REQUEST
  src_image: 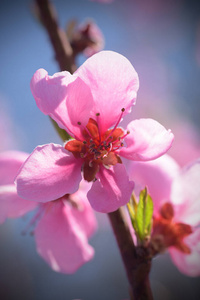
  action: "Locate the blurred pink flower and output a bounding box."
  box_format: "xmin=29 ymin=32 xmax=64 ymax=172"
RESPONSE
xmin=168 ymin=121 xmax=200 ymax=167
xmin=69 ymin=20 xmax=105 ymax=57
xmin=16 ymin=51 xmax=173 ymax=213
xmin=0 ymin=151 xmax=97 ymax=274
xmin=127 ymin=155 xmax=200 ymax=276
xmin=0 ymin=151 xmax=37 ymax=223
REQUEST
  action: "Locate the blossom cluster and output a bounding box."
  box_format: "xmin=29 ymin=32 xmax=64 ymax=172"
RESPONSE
xmin=127 ymin=155 xmax=200 ymax=276
xmin=2 ymin=50 xmax=190 ymax=276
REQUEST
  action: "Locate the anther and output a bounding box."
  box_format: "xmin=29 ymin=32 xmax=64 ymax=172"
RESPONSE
xmin=127 ymin=130 xmax=130 ymax=134
xmin=121 ymin=108 xmax=125 ymax=112
xmin=96 ymin=112 xmax=100 ymax=116
xmin=83 ymin=141 xmax=87 ymax=144
xmin=80 ymin=153 xmax=85 ymax=158
xmin=77 ymin=121 xmax=81 ymax=125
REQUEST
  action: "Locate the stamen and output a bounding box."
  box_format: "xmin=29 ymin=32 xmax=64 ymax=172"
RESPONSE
xmin=108 ymin=143 xmax=112 ymax=152
xmin=78 ymin=121 xmax=93 ymax=139
xmin=120 ymin=130 xmax=130 ymax=140
xmin=96 ymin=112 xmax=101 ymax=143
xmin=104 ymin=108 xmax=125 ymax=143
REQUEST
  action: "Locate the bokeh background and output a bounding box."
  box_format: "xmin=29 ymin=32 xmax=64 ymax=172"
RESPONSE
xmin=0 ymin=0 xmax=200 ymax=299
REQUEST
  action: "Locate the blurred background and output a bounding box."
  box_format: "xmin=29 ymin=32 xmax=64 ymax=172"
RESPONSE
xmin=0 ymin=0 xmax=200 ymax=299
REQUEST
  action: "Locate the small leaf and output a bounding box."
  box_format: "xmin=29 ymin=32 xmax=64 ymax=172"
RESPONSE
xmin=127 ymin=193 xmax=138 ymax=233
xmin=136 ymin=187 xmax=153 ymax=242
xmin=50 ymin=118 xmax=71 ymax=141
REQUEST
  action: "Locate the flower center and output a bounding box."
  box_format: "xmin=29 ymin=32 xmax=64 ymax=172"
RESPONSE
xmin=65 ymin=109 xmax=129 ymax=182
xmin=151 ymin=202 xmax=193 ymax=254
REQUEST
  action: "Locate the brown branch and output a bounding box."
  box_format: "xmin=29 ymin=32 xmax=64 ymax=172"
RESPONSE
xmin=35 ymin=0 xmax=76 ymax=73
xmin=108 ymin=208 xmax=153 ymax=300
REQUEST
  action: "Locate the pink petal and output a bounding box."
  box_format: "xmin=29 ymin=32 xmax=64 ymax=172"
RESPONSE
xmin=30 ymin=69 xmax=73 ymax=130
xmin=169 ymin=228 xmax=200 ymax=277
xmin=64 ymin=77 xmax=95 ymax=140
xmin=16 ymin=144 xmax=82 ymax=202
xmin=119 ymin=118 xmax=174 ymax=161
xmin=35 ymin=200 xmax=94 ymax=273
xmin=87 ymin=164 xmax=134 ymax=213
xmin=0 ymin=184 xmax=37 ymax=224
xmin=171 ymin=159 xmax=200 ymax=226
xmin=0 ymin=151 xmax=29 ymax=185
xmin=30 ymin=69 xmax=94 ymax=140
xmin=126 ymin=155 xmax=180 ymax=214
xmin=67 ymin=180 xmax=97 ymax=238
xmin=76 ymin=51 xmax=139 ymax=133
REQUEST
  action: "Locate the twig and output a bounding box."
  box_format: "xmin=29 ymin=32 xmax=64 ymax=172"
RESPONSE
xmin=35 ymin=0 xmax=76 ymax=73
xmin=108 ymin=208 xmax=153 ymax=300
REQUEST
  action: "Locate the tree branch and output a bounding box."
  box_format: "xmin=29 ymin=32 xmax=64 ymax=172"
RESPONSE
xmin=108 ymin=208 xmax=153 ymax=300
xmin=35 ymin=0 xmax=76 ymax=73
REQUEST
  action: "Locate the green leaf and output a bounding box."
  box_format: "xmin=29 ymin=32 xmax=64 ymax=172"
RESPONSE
xmin=127 ymin=193 xmax=138 ymax=233
xmin=50 ymin=118 xmax=71 ymax=141
xmin=135 ymin=187 xmax=153 ymax=242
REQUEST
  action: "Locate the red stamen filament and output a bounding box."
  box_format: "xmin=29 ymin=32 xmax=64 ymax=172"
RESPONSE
xmin=103 ymin=108 xmax=125 ymax=143
xmin=77 ymin=121 xmax=93 ymax=139
xmin=96 ymin=112 xmax=102 ymax=143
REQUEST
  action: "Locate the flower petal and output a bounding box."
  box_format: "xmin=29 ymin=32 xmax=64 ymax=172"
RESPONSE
xmin=87 ymin=164 xmax=134 ymax=213
xmin=119 ymin=118 xmax=174 ymax=161
xmin=125 ymin=155 xmax=180 ymax=214
xmin=76 ymin=51 xmax=139 ymax=133
xmin=169 ymin=228 xmax=200 ymax=277
xmin=65 ymin=77 xmax=95 ymax=140
xmin=31 ymin=69 xmax=96 ymax=140
xmin=30 ymin=69 xmax=74 ymax=131
xmin=0 ymin=151 xmax=29 ymax=185
xmin=35 ymin=201 xmax=94 ymax=274
xmin=67 ymin=180 xmax=97 ymax=238
xmin=0 ymin=184 xmax=37 ymax=224
xmin=171 ymin=159 xmax=200 ymax=226
xmin=16 ymin=144 xmax=82 ymax=202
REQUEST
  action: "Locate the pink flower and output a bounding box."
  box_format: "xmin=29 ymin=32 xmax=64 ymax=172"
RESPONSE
xmin=0 ymin=151 xmax=37 ymax=223
xmin=0 ymin=151 xmax=97 ymax=273
xmin=168 ymin=121 xmax=200 ymax=167
xmin=127 ymin=155 xmax=200 ymax=276
xmin=16 ymin=51 xmax=174 ymax=213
